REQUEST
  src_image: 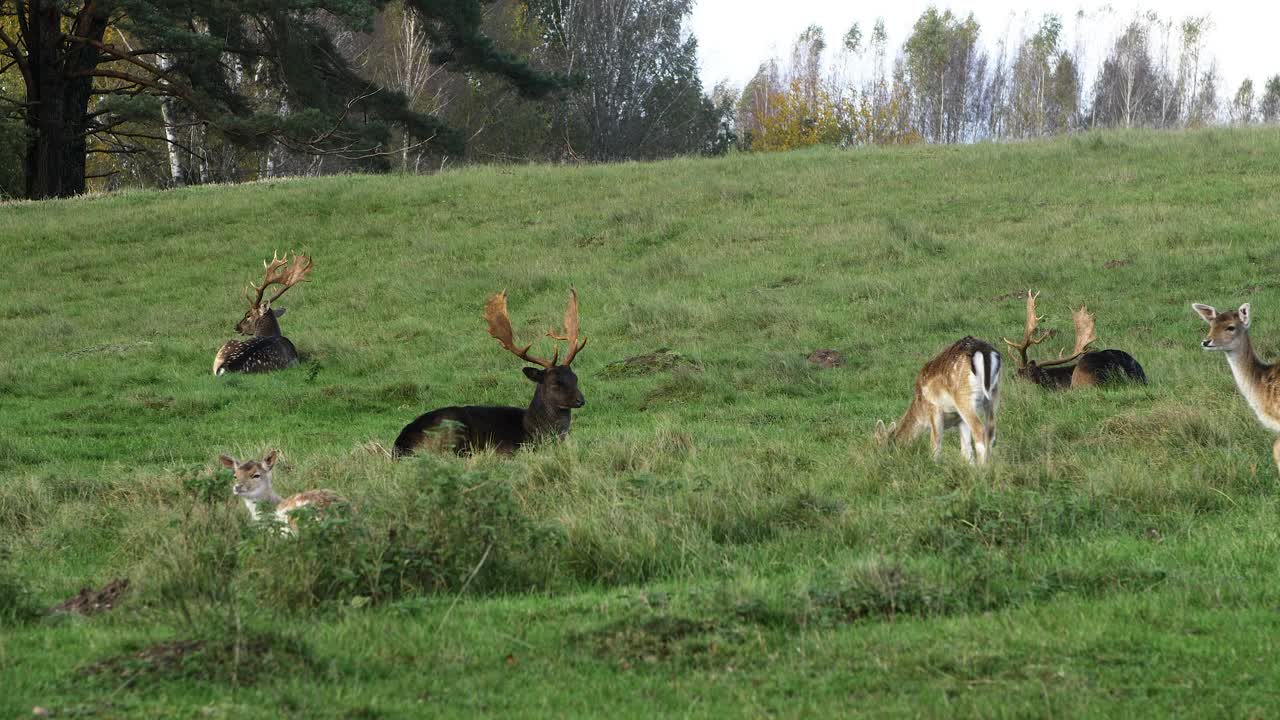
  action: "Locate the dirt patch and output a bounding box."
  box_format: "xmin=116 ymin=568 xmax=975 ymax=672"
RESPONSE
xmin=50 ymin=578 xmax=129 ymax=616
xmin=806 ymin=349 xmax=846 ymax=369
xmin=79 ymin=632 xmax=314 ymax=689
xmin=1103 ymin=259 xmax=1132 ymax=269
xmin=599 ymin=348 xmax=700 ymax=379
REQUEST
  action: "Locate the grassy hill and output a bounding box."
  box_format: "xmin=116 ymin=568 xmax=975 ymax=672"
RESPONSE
xmin=4 ymin=129 xmax=1280 ymax=717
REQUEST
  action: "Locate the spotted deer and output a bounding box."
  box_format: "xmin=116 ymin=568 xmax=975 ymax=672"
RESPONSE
xmin=219 ymin=450 xmax=345 ymax=535
xmin=393 ymin=289 xmax=588 ymax=457
xmin=213 ymin=253 xmax=314 ymax=375
xmin=1193 ymin=302 xmax=1280 ymax=473
xmin=1003 ymin=291 xmax=1146 ymax=390
xmin=875 ymin=336 xmax=1002 ymax=464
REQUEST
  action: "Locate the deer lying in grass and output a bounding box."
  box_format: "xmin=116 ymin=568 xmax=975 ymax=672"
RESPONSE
xmin=213 ymin=253 xmax=314 ymax=375
xmin=393 ymin=289 xmax=588 ymax=457
xmin=1003 ymin=291 xmax=1146 ymax=389
xmin=1193 ymin=302 xmax=1280 ymax=473
xmin=875 ymin=336 xmax=1002 ymax=464
xmin=219 ymin=450 xmax=345 ymax=535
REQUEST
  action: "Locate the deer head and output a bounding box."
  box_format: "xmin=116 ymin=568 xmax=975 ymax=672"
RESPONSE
xmin=234 ymin=253 xmax=314 ymax=336
xmin=873 ymin=419 xmax=897 ymax=446
xmin=219 ymin=449 xmax=280 ymax=504
xmin=485 ymin=289 xmax=587 ymax=411
xmin=1193 ymin=303 xmax=1251 ymax=352
xmin=1003 ymin=291 xmax=1097 ymax=382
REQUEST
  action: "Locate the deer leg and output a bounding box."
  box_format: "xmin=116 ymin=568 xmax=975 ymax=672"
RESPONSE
xmin=956 ymin=406 xmax=988 ymax=465
xmin=957 ymin=421 xmax=975 ymax=463
xmin=929 ymin=410 xmax=944 ymax=461
xmin=1272 ymin=436 xmax=1280 ymax=478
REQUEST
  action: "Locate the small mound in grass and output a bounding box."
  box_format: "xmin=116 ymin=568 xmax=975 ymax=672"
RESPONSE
xmin=806 ymin=349 xmax=845 ymax=369
xmin=578 ymin=615 xmax=728 ymax=667
xmin=599 ymin=348 xmax=700 ymax=378
xmin=50 ymin=578 xmax=130 ymax=616
xmin=78 ymin=631 xmax=315 ymax=689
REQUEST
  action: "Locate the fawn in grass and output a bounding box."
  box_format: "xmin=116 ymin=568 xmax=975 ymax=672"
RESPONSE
xmin=875 ymin=336 xmax=1002 ymax=464
xmin=213 ymin=253 xmax=314 ymax=375
xmin=1193 ymin=302 xmax=1280 ymax=472
xmin=1003 ymin=291 xmax=1146 ymax=389
xmin=393 ymin=289 xmax=588 ymax=457
xmin=220 ymin=450 xmax=345 ymax=535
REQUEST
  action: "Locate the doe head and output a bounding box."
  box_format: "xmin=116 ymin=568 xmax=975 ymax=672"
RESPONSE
xmin=523 ymin=365 xmax=586 ymax=409
xmin=873 ymin=419 xmax=896 ymax=446
xmin=219 ymin=449 xmax=279 ymax=501
xmin=1192 ymin=303 xmax=1250 ymax=352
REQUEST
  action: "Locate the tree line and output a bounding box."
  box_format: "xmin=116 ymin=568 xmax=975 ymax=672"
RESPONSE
xmin=0 ymin=2 xmax=1275 ymax=200
xmin=738 ymin=10 xmax=1280 ymax=152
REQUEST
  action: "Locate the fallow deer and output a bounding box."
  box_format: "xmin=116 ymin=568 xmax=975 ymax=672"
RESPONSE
xmin=393 ymin=289 xmax=588 ymax=456
xmin=1193 ymin=302 xmax=1280 ymax=473
xmin=1003 ymin=291 xmax=1146 ymax=390
xmin=875 ymin=336 xmax=1002 ymax=464
xmin=219 ymin=450 xmax=346 ymax=536
xmin=213 ymin=253 xmax=314 ymax=375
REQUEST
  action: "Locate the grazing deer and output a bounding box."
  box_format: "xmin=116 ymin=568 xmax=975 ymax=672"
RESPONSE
xmin=1193 ymin=302 xmax=1280 ymax=472
xmin=213 ymin=253 xmax=314 ymax=375
xmin=394 ymin=289 xmax=588 ymax=457
xmin=1003 ymin=291 xmax=1146 ymax=390
xmin=875 ymin=336 xmax=1002 ymax=464
xmin=219 ymin=450 xmax=345 ymax=535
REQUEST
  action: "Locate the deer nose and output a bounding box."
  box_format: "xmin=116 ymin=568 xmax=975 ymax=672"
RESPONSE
xmin=1202 ymin=339 xmax=1212 ymax=348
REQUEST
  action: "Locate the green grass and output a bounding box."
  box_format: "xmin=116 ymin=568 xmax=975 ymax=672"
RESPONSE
xmin=5 ymin=128 xmax=1280 ymax=717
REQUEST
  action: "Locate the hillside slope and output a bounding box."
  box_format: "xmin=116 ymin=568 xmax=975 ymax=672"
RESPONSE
xmin=4 ymin=129 xmax=1280 ymax=716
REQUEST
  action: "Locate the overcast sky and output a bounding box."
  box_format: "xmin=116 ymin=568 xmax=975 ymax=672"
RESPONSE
xmin=690 ymin=1 xmax=1279 ymax=97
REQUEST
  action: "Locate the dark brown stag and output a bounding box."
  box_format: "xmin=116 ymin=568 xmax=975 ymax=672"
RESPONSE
xmin=213 ymin=253 xmax=314 ymax=375
xmin=1002 ymin=291 xmax=1146 ymax=389
xmin=393 ymin=289 xmax=588 ymax=456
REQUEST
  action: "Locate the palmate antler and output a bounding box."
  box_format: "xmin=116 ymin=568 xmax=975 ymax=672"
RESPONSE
xmin=244 ymin=252 xmax=314 ymax=308
xmin=484 ymin=289 xmax=588 ymax=368
xmin=1035 ymin=305 xmax=1098 ymax=368
xmin=547 ymin=288 xmax=588 ymax=366
xmin=1002 ymin=290 xmax=1051 ymax=368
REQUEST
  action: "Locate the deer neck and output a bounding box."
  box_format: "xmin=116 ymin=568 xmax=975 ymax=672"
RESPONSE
xmin=890 ymin=396 xmax=929 ymax=444
xmin=1224 ymin=332 xmax=1270 ymax=397
xmin=241 ymin=490 xmax=282 ymax=521
xmin=254 ymin=310 xmax=283 ymax=337
xmin=524 ymin=384 xmax=572 ymax=441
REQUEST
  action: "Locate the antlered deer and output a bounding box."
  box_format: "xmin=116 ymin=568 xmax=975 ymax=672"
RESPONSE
xmin=1193 ymin=302 xmax=1280 ymax=473
xmin=875 ymin=336 xmax=1002 ymax=464
xmin=219 ymin=450 xmax=346 ymax=536
xmin=213 ymin=253 xmax=314 ymax=375
xmin=393 ymin=289 xmax=588 ymax=457
xmin=1003 ymin=291 xmax=1146 ymax=390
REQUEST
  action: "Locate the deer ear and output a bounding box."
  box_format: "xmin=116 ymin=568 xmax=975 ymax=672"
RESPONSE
xmin=1239 ymin=303 xmax=1251 ymax=328
xmin=262 ymin=450 xmax=278 ymax=468
xmin=272 ymin=307 xmax=286 ymax=318
xmin=1191 ymin=304 xmax=1217 ymax=323
xmin=219 ymin=454 xmax=237 ymax=469
xmin=522 ymin=367 xmax=546 ymax=383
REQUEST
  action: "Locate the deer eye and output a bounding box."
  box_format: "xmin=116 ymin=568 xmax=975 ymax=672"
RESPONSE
xmin=252 ymin=473 xmax=261 ymax=479
xmin=1227 ymin=325 xmax=1236 ymax=331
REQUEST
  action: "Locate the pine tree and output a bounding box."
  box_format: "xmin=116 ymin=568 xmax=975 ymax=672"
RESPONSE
xmin=0 ymin=0 xmax=563 ymax=199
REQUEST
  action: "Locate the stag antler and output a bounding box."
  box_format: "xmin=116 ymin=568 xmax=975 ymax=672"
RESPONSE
xmin=484 ymin=291 xmax=557 ymax=369
xmin=547 ymin=288 xmax=588 ymax=366
xmin=1035 ymin=305 xmax=1098 ymax=368
xmin=245 ymin=252 xmax=313 ymax=308
xmin=1001 ymin=290 xmax=1051 ymax=368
